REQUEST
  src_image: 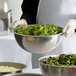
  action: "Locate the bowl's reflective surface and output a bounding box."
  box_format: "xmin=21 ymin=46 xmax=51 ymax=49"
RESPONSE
xmin=0 ymin=62 xmax=26 ymax=76
xmin=39 ymin=55 xmax=76 ymax=76
xmin=14 ymin=32 xmax=63 ymax=53
xmin=4 ymin=73 xmax=43 ymax=76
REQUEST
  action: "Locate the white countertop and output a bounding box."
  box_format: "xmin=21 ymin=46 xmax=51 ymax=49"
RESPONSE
xmin=0 ymin=33 xmax=32 ymax=69
xmin=0 ymin=33 xmax=15 ymax=39
xmin=23 ymin=68 xmax=42 ymax=74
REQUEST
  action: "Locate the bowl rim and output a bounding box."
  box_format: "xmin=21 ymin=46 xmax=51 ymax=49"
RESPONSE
xmin=12 ymin=28 xmax=63 ymax=37
xmin=38 ymin=55 xmax=76 ymax=68
xmin=0 ymin=62 xmax=26 ymax=73
xmin=3 ymin=73 xmax=43 ymax=76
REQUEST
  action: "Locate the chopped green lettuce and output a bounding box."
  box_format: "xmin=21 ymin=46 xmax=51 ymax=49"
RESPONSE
xmin=15 ymin=23 xmax=62 ymax=36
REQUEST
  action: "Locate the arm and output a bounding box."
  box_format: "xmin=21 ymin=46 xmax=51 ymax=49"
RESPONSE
xmin=21 ymin=0 xmax=39 ymax=24
xmin=9 ymin=0 xmax=39 ymax=30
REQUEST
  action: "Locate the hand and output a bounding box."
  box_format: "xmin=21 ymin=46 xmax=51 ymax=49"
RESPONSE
xmin=63 ymin=19 xmax=76 ymax=37
xmin=9 ymin=19 xmax=27 ymax=30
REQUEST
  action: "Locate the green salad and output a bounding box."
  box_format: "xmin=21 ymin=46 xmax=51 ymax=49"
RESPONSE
xmin=15 ymin=23 xmax=62 ymax=36
xmin=41 ymin=54 xmax=76 ymax=66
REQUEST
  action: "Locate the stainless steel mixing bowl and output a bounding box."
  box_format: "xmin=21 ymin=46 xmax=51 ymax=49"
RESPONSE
xmin=39 ymin=55 xmax=76 ymax=76
xmin=4 ymin=73 xmax=43 ymax=76
xmin=0 ymin=62 xmax=26 ymax=76
xmin=13 ymin=30 xmax=63 ymax=53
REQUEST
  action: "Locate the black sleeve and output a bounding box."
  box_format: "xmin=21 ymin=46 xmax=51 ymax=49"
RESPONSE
xmin=21 ymin=0 xmax=39 ymax=24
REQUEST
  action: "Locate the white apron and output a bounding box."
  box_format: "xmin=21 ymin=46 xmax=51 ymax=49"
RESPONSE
xmin=32 ymin=0 xmax=76 ymax=68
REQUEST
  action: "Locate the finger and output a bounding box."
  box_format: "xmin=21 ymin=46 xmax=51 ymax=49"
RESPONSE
xmin=64 ymin=28 xmax=75 ymax=37
xmin=63 ymin=24 xmax=69 ymax=33
xmin=13 ymin=22 xmax=19 ymax=28
xmin=9 ymin=21 xmax=17 ymax=30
